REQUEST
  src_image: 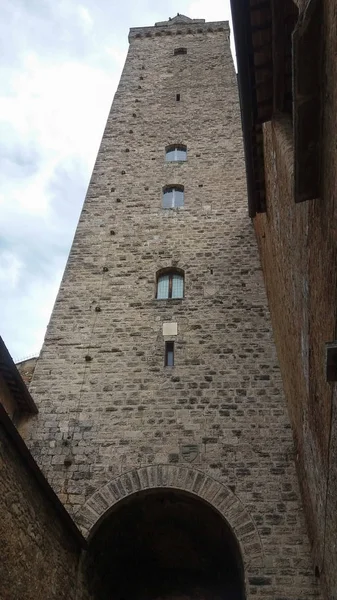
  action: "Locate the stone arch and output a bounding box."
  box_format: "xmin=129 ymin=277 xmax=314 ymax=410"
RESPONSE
xmin=76 ymin=464 xmax=264 ymax=570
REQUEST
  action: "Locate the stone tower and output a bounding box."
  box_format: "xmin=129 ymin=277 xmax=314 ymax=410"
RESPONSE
xmin=25 ymin=15 xmax=321 ymax=600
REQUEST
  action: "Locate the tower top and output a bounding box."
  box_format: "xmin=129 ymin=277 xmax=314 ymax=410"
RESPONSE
xmin=129 ymin=16 xmax=229 ymax=41
xmin=154 ymin=14 xmax=205 ymax=27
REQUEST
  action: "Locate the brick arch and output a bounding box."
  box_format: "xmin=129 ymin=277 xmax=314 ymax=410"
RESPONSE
xmin=76 ymin=464 xmax=264 ymax=570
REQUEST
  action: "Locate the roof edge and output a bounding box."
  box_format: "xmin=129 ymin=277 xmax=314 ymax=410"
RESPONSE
xmin=0 ymin=337 xmax=38 ymax=414
xmin=230 ymin=0 xmax=257 ymax=218
xmin=0 ymin=403 xmax=87 ymax=548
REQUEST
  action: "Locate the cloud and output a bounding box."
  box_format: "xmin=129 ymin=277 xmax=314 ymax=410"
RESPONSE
xmin=77 ymin=5 xmax=94 ymax=32
xmin=186 ymin=0 xmax=230 ymax=22
xmin=0 ymin=251 xmax=23 ymax=290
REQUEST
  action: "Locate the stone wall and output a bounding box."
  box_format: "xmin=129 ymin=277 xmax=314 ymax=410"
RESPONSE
xmin=25 ymin=18 xmax=321 ymax=599
xmin=0 ymin=404 xmax=88 ymax=600
xmin=253 ymin=2 xmax=337 ymax=591
xmin=16 ymin=356 xmax=38 ymax=387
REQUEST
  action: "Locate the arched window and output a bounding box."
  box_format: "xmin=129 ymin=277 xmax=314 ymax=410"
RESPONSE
xmin=165 ymin=145 xmax=187 ymax=162
xmin=162 ymin=185 xmax=184 ymax=208
xmin=156 ymin=271 xmax=184 ymax=299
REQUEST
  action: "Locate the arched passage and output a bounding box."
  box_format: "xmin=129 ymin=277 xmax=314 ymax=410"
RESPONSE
xmin=84 ymin=488 xmax=246 ymax=600
xmin=76 ymin=465 xmax=263 ymax=572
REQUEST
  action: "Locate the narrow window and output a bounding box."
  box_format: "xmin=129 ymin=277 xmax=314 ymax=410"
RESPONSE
xmin=176 ymin=94 xmax=180 ymax=101
xmin=165 ymin=341 xmax=174 ymax=366
xmin=272 ymin=0 xmax=298 ymax=118
xmin=162 ymin=185 xmax=184 ymax=208
xmin=165 ymin=145 xmax=187 ymax=162
xmin=174 ymin=47 xmax=187 ymax=55
xmin=156 ymin=271 xmax=184 ymax=299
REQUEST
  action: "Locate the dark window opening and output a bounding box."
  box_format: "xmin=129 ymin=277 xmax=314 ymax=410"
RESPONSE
xmin=176 ymin=93 xmax=180 ymax=101
xmin=165 ymin=341 xmax=174 ymax=367
xmin=174 ymin=47 xmax=187 ymax=55
xmin=273 ymin=0 xmax=298 ymax=118
xmin=293 ymin=0 xmax=322 ymax=202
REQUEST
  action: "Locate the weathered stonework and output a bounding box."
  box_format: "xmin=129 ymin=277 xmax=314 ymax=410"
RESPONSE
xmin=254 ymin=107 xmax=337 ymax=595
xmin=16 ymin=356 xmax=38 ymax=387
xmin=77 ymin=464 xmax=263 ymax=568
xmin=25 ymin=16 xmax=321 ymax=599
xmin=0 ymin=405 xmax=87 ymax=600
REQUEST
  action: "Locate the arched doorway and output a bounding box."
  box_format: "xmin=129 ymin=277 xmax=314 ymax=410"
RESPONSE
xmin=84 ymin=489 xmax=245 ymax=600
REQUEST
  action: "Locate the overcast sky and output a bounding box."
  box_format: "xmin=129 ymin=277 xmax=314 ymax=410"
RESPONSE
xmin=1 ymin=0 xmax=232 ymax=361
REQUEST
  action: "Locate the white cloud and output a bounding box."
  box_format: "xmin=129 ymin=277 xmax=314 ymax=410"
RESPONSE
xmin=2 ymin=53 xmax=116 ymax=165
xmin=5 ymin=270 xmax=63 ymax=362
xmin=186 ymin=0 xmax=230 ymax=22
xmin=77 ymin=5 xmax=93 ymax=32
xmin=0 ymin=251 xmax=23 ymax=290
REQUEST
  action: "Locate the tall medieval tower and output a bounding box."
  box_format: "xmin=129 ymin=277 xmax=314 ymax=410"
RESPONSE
xmin=25 ymin=15 xmax=321 ymax=600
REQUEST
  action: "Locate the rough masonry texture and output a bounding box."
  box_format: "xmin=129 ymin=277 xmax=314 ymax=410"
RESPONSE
xmin=231 ymin=0 xmax=337 ymax=596
xmin=254 ymin=76 xmax=337 ymax=598
xmin=0 ymin=405 xmax=87 ymax=600
xmin=25 ymin=16 xmax=321 ymax=599
xmin=16 ymin=356 xmax=38 ymax=388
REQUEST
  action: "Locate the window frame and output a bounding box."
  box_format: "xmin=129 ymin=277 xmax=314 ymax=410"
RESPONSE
xmin=162 ymin=185 xmax=184 ymax=209
xmin=165 ymin=145 xmax=187 ymax=162
xmin=156 ymin=270 xmax=184 ymax=300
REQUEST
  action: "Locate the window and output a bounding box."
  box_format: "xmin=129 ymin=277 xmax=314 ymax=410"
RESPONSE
xmin=162 ymin=186 xmax=184 ymax=208
xmin=165 ymin=145 xmax=187 ymax=162
xmin=273 ymin=0 xmax=298 ymax=118
xmin=157 ymin=272 xmax=184 ymax=299
xmin=293 ymin=1 xmax=321 ymax=202
xmin=174 ymin=47 xmax=187 ymax=55
xmin=176 ymin=94 xmax=180 ymax=101
xmin=165 ymin=341 xmax=174 ymax=366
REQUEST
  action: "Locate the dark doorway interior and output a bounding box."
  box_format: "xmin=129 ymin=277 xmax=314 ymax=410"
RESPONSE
xmin=85 ymin=489 xmax=245 ymax=600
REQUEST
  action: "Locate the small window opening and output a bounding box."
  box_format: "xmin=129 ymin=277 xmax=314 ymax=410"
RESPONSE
xmin=162 ymin=185 xmax=184 ymax=209
xmin=174 ymin=47 xmax=187 ymax=56
xmin=165 ymin=341 xmax=174 ymax=367
xmin=176 ymin=93 xmax=180 ymax=102
xmin=165 ymin=145 xmax=187 ymax=162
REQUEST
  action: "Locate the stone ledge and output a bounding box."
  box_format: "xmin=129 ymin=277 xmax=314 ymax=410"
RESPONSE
xmin=129 ymin=22 xmax=229 ymax=41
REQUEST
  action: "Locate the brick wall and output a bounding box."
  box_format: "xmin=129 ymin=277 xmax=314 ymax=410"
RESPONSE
xmin=25 ymin=18 xmax=320 ymax=599
xmin=0 ymin=405 xmax=89 ymax=600
xmin=253 ymin=2 xmax=337 ymax=592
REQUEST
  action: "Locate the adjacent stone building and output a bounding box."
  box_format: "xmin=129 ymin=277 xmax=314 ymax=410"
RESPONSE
xmin=16 ymin=356 xmax=38 ymax=387
xmin=0 ymin=337 xmax=87 ymax=600
xmin=12 ymin=13 xmax=323 ymax=600
xmin=231 ymin=0 xmax=336 ymax=597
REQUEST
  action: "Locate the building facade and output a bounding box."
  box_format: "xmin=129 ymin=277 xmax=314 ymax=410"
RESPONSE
xmin=231 ymin=0 xmax=336 ymax=597
xmin=22 ymin=15 xmax=321 ymax=600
